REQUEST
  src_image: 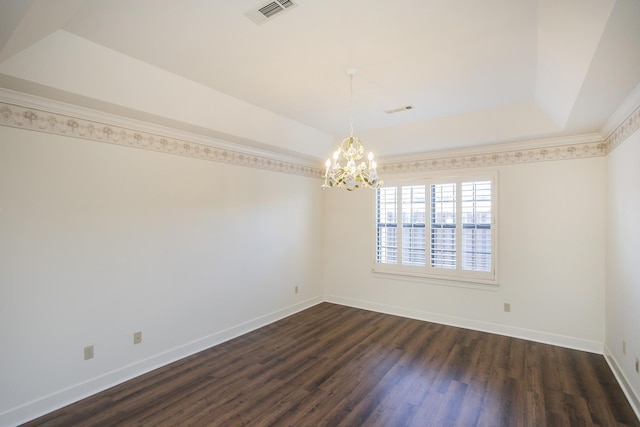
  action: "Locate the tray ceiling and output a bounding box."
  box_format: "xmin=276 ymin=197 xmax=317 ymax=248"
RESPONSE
xmin=0 ymin=0 xmax=638 ymax=160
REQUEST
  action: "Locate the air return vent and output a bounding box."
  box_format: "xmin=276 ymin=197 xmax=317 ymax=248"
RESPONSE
xmin=245 ymin=0 xmax=297 ymax=25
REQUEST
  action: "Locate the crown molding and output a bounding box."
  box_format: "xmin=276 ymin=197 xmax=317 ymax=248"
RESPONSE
xmin=605 ymin=104 xmax=640 ymax=155
xmin=601 ymin=82 xmax=640 ymax=154
xmin=3 ymin=87 xmax=638 ymax=178
xmin=378 ymin=134 xmax=606 ymax=175
xmin=376 ymin=83 xmax=640 ymax=174
xmin=0 ymin=88 xmax=324 ymax=179
xmin=380 ymin=133 xmax=603 ymax=164
xmin=602 ymin=83 xmax=640 ymax=139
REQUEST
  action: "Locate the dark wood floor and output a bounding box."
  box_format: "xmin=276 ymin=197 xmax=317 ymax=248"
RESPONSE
xmin=23 ymin=303 xmax=638 ymax=427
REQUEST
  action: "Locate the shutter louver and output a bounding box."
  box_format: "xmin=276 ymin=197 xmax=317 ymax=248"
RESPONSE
xmin=461 ymin=180 xmax=492 ymax=272
xmin=401 ymin=185 xmax=426 ymax=266
xmin=376 ymin=187 xmax=398 ymax=264
xmin=430 ymin=183 xmax=457 ymax=269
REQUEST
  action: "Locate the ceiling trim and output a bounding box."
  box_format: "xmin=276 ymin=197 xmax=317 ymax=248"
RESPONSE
xmin=0 ymin=89 xmax=323 ymax=179
xmin=3 ymin=87 xmax=638 ymax=180
xmin=602 ymin=83 xmax=640 ymax=139
xmin=378 ymin=138 xmax=606 ymax=176
xmin=380 ymin=132 xmax=604 ymax=165
xmin=378 ymin=91 xmax=640 ymax=175
xmin=605 ymin=105 xmax=640 ymax=155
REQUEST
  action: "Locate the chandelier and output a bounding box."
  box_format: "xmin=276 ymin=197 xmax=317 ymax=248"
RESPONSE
xmin=322 ymin=68 xmax=382 ymax=191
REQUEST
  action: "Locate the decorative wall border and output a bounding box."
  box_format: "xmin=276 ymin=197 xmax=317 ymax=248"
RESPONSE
xmin=377 ymin=95 xmax=640 ymax=175
xmin=378 ymin=100 xmax=640 ymax=176
xmin=379 ymin=140 xmax=607 ymax=175
xmin=606 ymin=105 xmax=640 ymax=154
xmin=0 ymin=102 xmax=324 ymax=179
xmin=1 ymin=94 xmax=638 ymax=179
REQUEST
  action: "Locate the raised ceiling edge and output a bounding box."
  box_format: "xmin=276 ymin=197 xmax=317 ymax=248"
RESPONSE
xmin=605 ymin=104 xmax=640 ymax=154
xmin=378 ymin=139 xmax=606 ymax=175
xmin=0 ymin=91 xmax=324 ymax=179
xmin=1 ymin=88 xmax=637 ymax=178
xmin=379 ymin=97 xmax=640 ymax=175
xmin=602 ymin=83 xmax=640 ymax=140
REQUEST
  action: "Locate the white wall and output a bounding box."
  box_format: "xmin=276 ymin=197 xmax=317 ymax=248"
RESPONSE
xmin=3 ymin=116 xmax=634 ymax=425
xmin=0 ymin=126 xmax=324 ymax=425
xmin=323 ymin=157 xmax=606 ymax=350
xmin=606 ymin=128 xmax=640 ymax=409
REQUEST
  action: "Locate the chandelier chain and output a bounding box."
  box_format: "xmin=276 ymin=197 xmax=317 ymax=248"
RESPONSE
xmin=349 ymin=73 xmax=354 ymax=138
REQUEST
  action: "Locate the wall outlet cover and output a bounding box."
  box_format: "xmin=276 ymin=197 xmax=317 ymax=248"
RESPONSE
xmin=84 ymin=345 xmax=94 ymax=360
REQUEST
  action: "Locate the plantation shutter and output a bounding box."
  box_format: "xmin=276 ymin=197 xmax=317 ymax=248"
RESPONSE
xmin=430 ymin=182 xmax=457 ymax=269
xmin=461 ymin=180 xmax=492 ymax=272
xmin=374 ymin=174 xmax=496 ymax=285
xmin=376 ymin=187 xmax=398 ymax=264
xmin=401 ymin=185 xmax=426 ymax=266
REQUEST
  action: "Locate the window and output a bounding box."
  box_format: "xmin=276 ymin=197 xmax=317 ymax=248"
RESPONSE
xmin=374 ymin=173 xmax=497 ymax=285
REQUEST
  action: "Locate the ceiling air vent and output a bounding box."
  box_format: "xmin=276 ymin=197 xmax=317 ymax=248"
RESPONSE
xmin=384 ymin=105 xmax=414 ymax=114
xmin=245 ymin=0 xmax=297 ymax=25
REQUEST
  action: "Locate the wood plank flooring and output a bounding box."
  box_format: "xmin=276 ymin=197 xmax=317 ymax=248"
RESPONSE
xmin=22 ymin=303 xmax=639 ymax=426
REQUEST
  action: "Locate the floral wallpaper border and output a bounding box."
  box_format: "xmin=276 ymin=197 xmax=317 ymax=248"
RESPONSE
xmin=606 ymin=105 xmax=640 ymax=154
xmin=378 ymin=141 xmax=607 ymax=175
xmin=1 ymin=99 xmax=639 ymax=178
xmin=0 ymin=102 xmax=323 ymax=179
xmin=379 ymin=103 xmax=640 ymax=175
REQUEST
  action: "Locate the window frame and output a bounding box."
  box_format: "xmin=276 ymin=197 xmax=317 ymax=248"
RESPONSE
xmin=373 ymin=171 xmax=498 ymax=287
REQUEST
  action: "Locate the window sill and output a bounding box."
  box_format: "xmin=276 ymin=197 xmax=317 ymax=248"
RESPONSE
xmin=371 ymin=267 xmax=499 ymax=291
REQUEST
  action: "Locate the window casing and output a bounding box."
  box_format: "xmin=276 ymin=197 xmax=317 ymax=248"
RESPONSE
xmin=374 ymin=173 xmax=497 ymax=285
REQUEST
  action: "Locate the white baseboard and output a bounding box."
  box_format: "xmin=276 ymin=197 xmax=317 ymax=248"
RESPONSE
xmin=330 ymin=294 xmax=636 ymax=421
xmin=325 ymin=295 xmax=603 ymax=353
xmin=604 ymin=344 xmax=640 ymax=422
xmin=5 ymin=296 xmax=632 ymax=426
xmin=0 ymin=296 xmax=323 ymax=427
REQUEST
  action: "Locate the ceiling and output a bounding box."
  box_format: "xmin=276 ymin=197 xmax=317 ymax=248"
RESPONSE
xmin=0 ymin=0 xmax=639 ymax=161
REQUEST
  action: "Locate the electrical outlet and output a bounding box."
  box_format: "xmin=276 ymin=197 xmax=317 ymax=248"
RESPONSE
xmin=133 ymin=331 xmax=142 ymax=345
xmin=503 ymin=303 xmax=511 ymax=313
xmin=84 ymin=345 xmax=94 ymax=360
xmin=295 ymin=286 xmax=299 ymax=294
xmin=623 ymin=340 xmax=626 ymax=355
